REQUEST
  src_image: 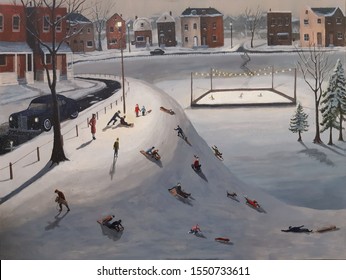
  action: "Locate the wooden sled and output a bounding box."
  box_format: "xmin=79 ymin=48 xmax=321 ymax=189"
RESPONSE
xmin=215 ymin=237 xmax=231 ymax=244
xmin=97 ymin=215 xmax=124 ymax=232
xmin=140 ymin=150 xmax=161 ymax=160
xmin=315 ymin=225 xmax=339 ymax=233
xmin=160 ymin=106 xmax=175 ymax=115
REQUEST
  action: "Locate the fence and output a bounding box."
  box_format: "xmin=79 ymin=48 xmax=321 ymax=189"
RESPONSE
xmin=0 ymin=74 xmax=130 ymax=180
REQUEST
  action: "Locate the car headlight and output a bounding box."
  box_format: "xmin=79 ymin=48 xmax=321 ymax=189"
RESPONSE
xmin=34 ymin=117 xmax=39 ymax=123
xmin=9 ymin=116 xmax=13 ymax=122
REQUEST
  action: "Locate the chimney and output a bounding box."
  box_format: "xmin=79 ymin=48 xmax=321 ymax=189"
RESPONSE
xmin=135 ymin=15 xmax=138 ymax=20
xmin=170 ymin=11 xmax=172 ymax=16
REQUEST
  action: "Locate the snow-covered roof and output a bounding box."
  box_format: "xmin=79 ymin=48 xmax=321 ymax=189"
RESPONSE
xmin=39 ymin=42 xmax=72 ymax=54
xmin=0 ymin=42 xmax=33 ymax=54
xmin=156 ymin=12 xmax=175 ymax=23
xmin=181 ymin=7 xmax=223 ymax=17
xmin=133 ymin=18 xmax=152 ymax=31
xmin=66 ymin=12 xmax=91 ymax=23
xmin=311 ymin=7 xmax=340 ymax=17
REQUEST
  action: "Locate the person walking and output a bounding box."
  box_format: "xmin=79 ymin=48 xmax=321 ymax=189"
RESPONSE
xmin=135 ymin=104 xmax=140 ymax=117
xmin=89 ymin=114 xmax=97 ymax=140
xmin=54 ymin=189 xmax=70 ymax=212
xmin=113 ymin=138 xmax=119 ymax=157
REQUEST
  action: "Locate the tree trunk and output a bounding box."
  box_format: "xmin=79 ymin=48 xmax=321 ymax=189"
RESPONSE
xmin=49 ymin=89 xmax=68 ymax=164
xmin=298 ymin=131 xmax=302 ymax=141
xmin=97 ymin=31 xmax=102 ymax=51
xmin=338 ymin=114 xmax=344 ymax=141
xmin=250 ymin=32 xmax=254 ymax=48
xmin=328 ymin=126 xmax=333 ymax=145
xmin=313 ymin=99 xmax=323 ymax=144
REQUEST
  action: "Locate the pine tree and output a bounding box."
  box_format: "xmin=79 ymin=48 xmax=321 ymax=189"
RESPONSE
xmin=320 ymin=59 xmax=346 ymax=144
xmin=289 ymin=103 xmax=309 ymax=142
xmin=332 ymin=60 xmax=346 ymax=141
xmin=320 ymin=76 xmax=340 ymax=145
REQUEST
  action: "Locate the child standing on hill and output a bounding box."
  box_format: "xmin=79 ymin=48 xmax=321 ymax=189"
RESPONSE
xmin=113 ymin=138 xmax=119 ymax=157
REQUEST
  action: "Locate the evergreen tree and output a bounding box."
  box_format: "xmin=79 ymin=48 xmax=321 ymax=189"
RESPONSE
xmin=289 ymin=103 xmax=309 ymax=142
xmin=332 ymin=60 xmax=346 ymax=141
xmin=320 ymin=59 xmax=346 ymax=144
xmin=320 ymin=76 xmax=340 ymax=145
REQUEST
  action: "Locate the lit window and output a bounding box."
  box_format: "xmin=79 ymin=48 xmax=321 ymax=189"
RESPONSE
xmin=13 ymin=15 xmax=20 ymax=31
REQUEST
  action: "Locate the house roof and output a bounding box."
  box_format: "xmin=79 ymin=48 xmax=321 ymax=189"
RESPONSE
xmin=133 ymin=18 xmax=152 ymax=31
xmin=0 ymin=42 xmax=33 ymax=54
xmin=311 ymin=7 xmax=340 ymax=17
xmin=181 ymin=7 xmax=223 ymax=17
xmin=67 ymin=13 xmax=91 ymax=23
xmin=157 ymin=12 xmax=175 ymax=23
xmin=39 ymin=42 xmax=72 ymax=54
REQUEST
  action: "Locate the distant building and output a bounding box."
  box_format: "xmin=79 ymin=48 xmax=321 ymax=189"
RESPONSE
xmin=133 ymin=17 xmax=152 ymax=48
xmin=267 ymin=10 xmax=292 ymax=45
xmin=300 ymin=6 xmax=345 ymax=47
xmin=180 ymin=7 xmax=224 ymax=48
xmin=156 ymin=12 xmax=177 ymax=47
xmin=0 ymin=4 xmax=34 ymax=85
xmin=66 ymin=13 xmax=95 ymax=53
xmin=106 ymin=13 xmax=126 ymax=50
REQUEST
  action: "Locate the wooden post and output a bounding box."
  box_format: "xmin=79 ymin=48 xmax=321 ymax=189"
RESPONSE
xmin=76 ymin=125 xmax=79 ymax=137
xmin=9 ymin=162 xmax=13 ymax=180
xmin=96 ymin=112 xmax=99 ymax=120
xmin=210 ymin=68 xmax=213 ymax=91
xmin=271 ymin=65 xmax=274 ymax=89
xmin=104 ymin=107 xmax=107 ymax=114
xmin=191 ymin=72 xmax=193 ymax=106
xmin=37 ymin=147 xmax=40 ymax=162
xmin=294 ymin=68 xmax=297 ymax=103
xmin=116 ymin=100 xmax=118 ymax=106
xmin=110 ymin=103 xmax=112 ymax=109
xmin=87 ymin=118 xmax=89 ymax=127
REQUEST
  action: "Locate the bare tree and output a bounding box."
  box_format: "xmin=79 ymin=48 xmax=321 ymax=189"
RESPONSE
xmin=89 ymin=0 xmax=115 ymax=51
xmin=244 ymin=6 xmax=263 ymax=48
xmin=21 ymin=0 xmax=86 ymax=164
xmin=296 ymin=45 xmax=332 ymax=144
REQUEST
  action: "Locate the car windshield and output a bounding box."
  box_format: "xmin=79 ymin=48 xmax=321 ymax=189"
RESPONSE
xmin=28 ymin=102 xmax=51 ymax=111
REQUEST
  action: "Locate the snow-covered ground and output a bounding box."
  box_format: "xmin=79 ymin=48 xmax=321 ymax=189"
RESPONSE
xmin=1 ymin=38 xmax=346 ymax=262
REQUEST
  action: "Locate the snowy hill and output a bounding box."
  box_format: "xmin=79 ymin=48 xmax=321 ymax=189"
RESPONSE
xmin=0 ymin=78 xmax=345 ymax=259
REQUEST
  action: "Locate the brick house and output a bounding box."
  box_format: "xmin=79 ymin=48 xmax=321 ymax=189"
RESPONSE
xmin=267 ymin=10 xmax=292 ymax=45
xmin=66 ymin=13 xmax=95 ymax=53
xmin=106 ymin=13 xmax=126 ymax=50
xmin=180 ymin=7 xmax=224 ymax=48
xmin=133 ymin=17 xmax=152 ymax=48
xmin=156 ymin=12 xmax=177 ymax=47
xmin=26 ymin=6 xmax=72 ymax=81
xmin=0 ymin=4 xmax=34 ymax=85
xmin=300 ymin=6 xmax=345 ymax=47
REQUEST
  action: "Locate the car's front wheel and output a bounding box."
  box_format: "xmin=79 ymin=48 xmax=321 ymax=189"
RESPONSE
xmin=42 ymin=118 xmax=52 ymax=131
xmin=70 ymin=111 xmax=79 ymax=119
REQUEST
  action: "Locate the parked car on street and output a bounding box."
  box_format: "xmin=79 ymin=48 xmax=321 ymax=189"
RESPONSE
xmin=9 ymin=94 xmax=79 ymax=132
xmin=150 ymin=48 xmax=165 ymax=55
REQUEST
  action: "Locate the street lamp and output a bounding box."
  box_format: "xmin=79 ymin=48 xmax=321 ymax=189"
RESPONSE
xmin=127 ymin=23 xmax=131 ymax=53
xmin=230 ymin=22 xmax=233 ymax=48
xmin=117 ymin=21 xmax=126 ymax=114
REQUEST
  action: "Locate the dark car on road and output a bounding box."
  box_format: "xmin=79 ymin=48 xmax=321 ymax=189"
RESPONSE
xmin=9 ymin=94 xmax=79 ymax=132
xmin=150 ymin=48 xmax=165 ymax=55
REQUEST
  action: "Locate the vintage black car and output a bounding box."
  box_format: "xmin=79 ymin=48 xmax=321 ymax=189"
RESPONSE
xmin=9 ymin=94 xmax=79 ymax=132
xmin=150 ymin=48 xmax=165 ymax=55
